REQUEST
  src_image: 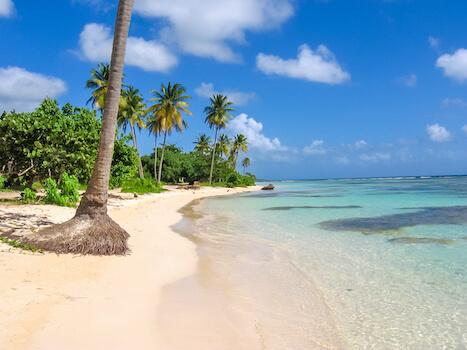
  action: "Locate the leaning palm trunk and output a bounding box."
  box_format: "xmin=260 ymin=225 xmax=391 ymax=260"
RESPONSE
xmin=157 ymin=130 xmax=168 ymax=184
xmin=208 ymin=127 xmax=218 ymax=185
xmin=131 ymin=124 xmax=144 ymax=178
xmin=154 ymin=134 xmax=158 ymax=179
xmin=5 ymin=0 xmax=135 ymax=255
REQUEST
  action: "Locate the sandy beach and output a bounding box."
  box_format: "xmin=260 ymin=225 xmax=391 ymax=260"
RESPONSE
xmin=0 ymin=186 xmax=264 ymax=350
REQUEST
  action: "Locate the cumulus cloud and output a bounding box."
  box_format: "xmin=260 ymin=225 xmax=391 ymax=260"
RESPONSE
xmin=426 ymin=123 xmax=451 ymax=142
xmin=442 ymin=97 xmax=467 ymax=108
xmin=396 ymin=74 xmax=417 ymax=87
xmin=78 ymin=23 xmax=178 ymax=72
xmin=227 ymin=113 xmax=286 ymax=151
xmin=354 ymin=140 xmax=367 ymax=149
xmin=436 ymin=48 xmax=467 ymax=82
xmin=334 ymin=156 xmax=349 ymax=165
xmin=0 ymin=0 xmax=14 ymax=17
xmin=195 ymin=82 xmax=256 ymax=106
xmin=134 ymin=0 xmax=294 ymax=62
xmin=0 ymin=66 xmax=67 ymax=113
xmin=303 ymin=140 xmax=326 ymax=155
xmin=359 ymin=153 xmax=390 ymax=162
xmin=256 ymin=44 xmax=350 ymax=84
xmin=428 ymin=36 xmax=440 ymax=51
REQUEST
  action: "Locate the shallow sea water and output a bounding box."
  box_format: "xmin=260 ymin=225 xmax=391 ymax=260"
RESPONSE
xmin=175 ymin=177 xmax=467 ymax=349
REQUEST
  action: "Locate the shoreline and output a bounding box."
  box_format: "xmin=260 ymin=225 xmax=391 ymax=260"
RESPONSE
xmin=0 ymin=185 xmax=261 ymax=349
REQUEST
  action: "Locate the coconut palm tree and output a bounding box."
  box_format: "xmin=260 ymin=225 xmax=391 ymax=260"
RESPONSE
xmin=9 ymin=0 xmax=136 ymax=255
xmin=147 ymin=82 xmax=193 ymax=184
xmin=193 ymin=134 xmax=212 ymax=154
xmin=146 ymin=115 xmax=162 ymax=179
xmin=204 ymin=94 xmax=235 ymax=185
xmin=241 ymin=157 xmax=250 ymax=175
xmin=85 ymin=62 xmax=126 ymax=112
xmin=230 ymin=134 xmax=248 ymax=170
xmin=216 ymin=134 xmax=231 ymax=157
xmin=118 ymin=86 xmax=146 ymax=178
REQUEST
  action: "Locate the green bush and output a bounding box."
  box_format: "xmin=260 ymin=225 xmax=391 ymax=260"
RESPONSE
xmin=226 ymin=172 xmax=240 ymax=188
xmin=121 ymin=178 xmax=165 ymax=194
xmin=43 ymin=173 xmax=80 ymax=207
xmin=31 ymin=181 xmax=44 ymax=190
xmin=0 ymin=176 xmax=6 ymax=189
xmin=23 ymin=188 xmax=37 ymax=203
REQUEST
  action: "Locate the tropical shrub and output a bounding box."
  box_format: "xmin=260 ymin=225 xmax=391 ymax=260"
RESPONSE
xmin=121 ymin=178 xmax=165 ymax=194
xmin=0 ymin=176 xmax=6 ymax=189
xmin=23 ymin=188 xmax=37 ymax=203
xmin=43 ymin=173 xmax=80 ymax=207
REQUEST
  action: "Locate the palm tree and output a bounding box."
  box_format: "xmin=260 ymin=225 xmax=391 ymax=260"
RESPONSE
xmin=193 ymin=134 xmax=212 ymax=154
xmin=85 ymin=63 xmax=126 ymax=112
xmin=147 ymin=82 xmax=193 ymax=184
xmin=146 ymin=115 xmax=162 ymax=179
xmin=241 ymin=157 xmax=250 ymax=175
xmin=230 ymin=134 xmax=248 ymax=170
xmin=204 ymin=94 xmax=235 ymax=185
xmin=10 ymin=0 xmax=136 ymax=255
xmin=118 ymin=86 xmax=146 ymax=178
xmin=216 ymin=134 xmax=231 ymax=157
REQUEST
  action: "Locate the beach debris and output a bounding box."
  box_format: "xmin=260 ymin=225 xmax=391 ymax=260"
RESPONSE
xmin=261 ymin=183 xmax=275 ymax=190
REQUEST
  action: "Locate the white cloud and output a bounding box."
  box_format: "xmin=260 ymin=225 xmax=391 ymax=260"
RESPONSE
xmin=78 ymin=23 xmax=178 ymax=72
xmin=359 ymin=153 xmax=391 ymax=162
xmin=134 ymin=0 xmax=294 ymax=62
xmin=462 ymin=125 xmax=467 ymax=133
xmin=227 ymin=113 xmax=286 ymax=151
xmin=334 ymin=156 xmax=349 ymax=165
xmin=256 ymin=44 xmax=350 ymax=84
xmin=436 ymin=48 xmax=467 ymax=83
xmin=0 ymin=66 xmax=67 ymax=113
xmin=303 ymin=140 xmax=326 ymax=155
xmin=442 ymin=97 xmax=467 ymax=108
xmin=195 ymin=82 xmax=256 ymax=106
xmin=428 ymin=36 xmax=440 ymax=51
xmin=354 ymin=140 xmax=367 ymax=149
xmin=396 ymin=74 xmax=417 ymax=87
xmin=426 ymin=123 xmax=451 ymax=142
xmin=0 ymin=0 xmax=14 ymax=17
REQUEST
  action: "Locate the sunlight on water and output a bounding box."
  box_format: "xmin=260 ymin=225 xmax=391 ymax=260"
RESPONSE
xmin=178 ymin=177 xmax=467 ymax=349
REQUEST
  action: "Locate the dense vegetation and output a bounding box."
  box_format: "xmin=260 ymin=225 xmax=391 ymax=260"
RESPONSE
xmin=0 ymin=62 xmax=256 ymax=204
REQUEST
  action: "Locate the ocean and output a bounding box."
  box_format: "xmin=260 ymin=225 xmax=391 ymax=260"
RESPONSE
xmin=174 ymin=177 xmax=467 ymax=349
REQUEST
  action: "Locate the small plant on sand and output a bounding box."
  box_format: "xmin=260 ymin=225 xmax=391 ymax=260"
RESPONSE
xmin=0 ymin=176 xmax=6 ymax=189
xmin=23 ymin=188 xmax=37 ymax=204
xmin=43 ymin=173 xmax=80 ymax=207
xmin=0 ymin=236 xmax=42 ymax=254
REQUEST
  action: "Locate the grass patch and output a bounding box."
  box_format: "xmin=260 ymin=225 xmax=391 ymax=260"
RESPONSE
xmin=121 ymin=178 xmax=166 ymax=194
xmin=0 ymin=236 xmax=43 ymax=254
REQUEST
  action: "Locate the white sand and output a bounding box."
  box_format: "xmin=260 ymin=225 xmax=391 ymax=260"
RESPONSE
xmin=0 ymin=186 xmax=264 ymax=350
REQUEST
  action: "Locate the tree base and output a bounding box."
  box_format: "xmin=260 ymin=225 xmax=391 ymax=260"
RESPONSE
xmin=4 ymin=214 xmax=130 ymax=255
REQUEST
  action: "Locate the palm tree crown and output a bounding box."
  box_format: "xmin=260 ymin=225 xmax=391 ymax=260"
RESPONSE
xmin=204 ymin=94 xmax=235 ymax=185
xmin=230 ymin=134 xmax=248 ymax=170
xmin=147 ymin=82 xmax=193 ymax=183
xmin=216 ymin=134 xmax=231 ymax=157
xmin=194 ymin=134 xmax=212 ymax=154
xmin=85 ymin=62 xmax=126 ymax=111
xmin=117 ymin=86 xmax=146 ymax=178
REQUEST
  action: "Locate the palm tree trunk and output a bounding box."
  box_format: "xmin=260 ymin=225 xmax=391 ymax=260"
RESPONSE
xmin=208 ymin=127 xmax=218 ymax=185
xmin=131 ymin=124 xmax=144 ymax=178
xmin=157 ymin=130 xmax=167 ymax=185
xmin=154 ymin=134 xmax=158 ymax=179
xmin=7 ymin=0 xmax=136 ymax=255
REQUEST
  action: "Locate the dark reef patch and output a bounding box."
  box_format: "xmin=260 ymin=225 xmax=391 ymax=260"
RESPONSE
xmin=319 ymin=206 xmax=467 ymax=234
xmin=264 ymin=205 xmax=361 ymax=211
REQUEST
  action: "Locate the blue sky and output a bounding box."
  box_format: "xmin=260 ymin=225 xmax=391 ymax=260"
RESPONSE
xmin=1 ymin=0 xmax=467 ymax=180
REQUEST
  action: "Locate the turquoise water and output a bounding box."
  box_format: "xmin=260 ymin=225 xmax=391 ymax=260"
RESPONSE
xmin=177 ymin=177 xmax=467 ymax=349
